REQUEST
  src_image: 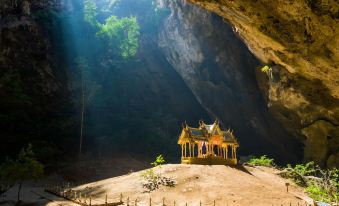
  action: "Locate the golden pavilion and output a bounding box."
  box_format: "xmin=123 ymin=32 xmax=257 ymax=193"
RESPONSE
xmin=178 ymin=120 xmax=239 ymax=165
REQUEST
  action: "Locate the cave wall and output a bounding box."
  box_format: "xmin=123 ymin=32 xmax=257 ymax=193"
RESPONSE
xmin=0 ymin=0 xmax=211 ymax=161
xmin=0 ymin=0 xmax=77 ymax=160
xmin=186 ymin=0 xmax=339 ymax=167
xmin=2 ymin=0 xmax=336 ymax=167
xmin=157 ymin=0 xmax=303 ymax=163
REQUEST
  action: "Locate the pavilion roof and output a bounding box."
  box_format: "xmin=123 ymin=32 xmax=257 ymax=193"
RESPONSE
xmin=204 ymin=124 xmax=215 ymax=133
xmin=187 ymin=127 xmax=208 ymax=141
xmin=180 ymin=121 xmax=239 ymax=145
xmin=222 ymin=131 xmax=236 ymax=143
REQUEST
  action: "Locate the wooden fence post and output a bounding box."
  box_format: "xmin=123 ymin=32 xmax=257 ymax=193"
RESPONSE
xmin=105 ymin=194 xmax=108 ymax=205
xmin=174 ymin=200 xmax=176 ymax=206
xmin=149 ymin=198 xmax=152 ymax=206
xmin=285 ymin=182 xmax=290 ymax=192
xmin=162 ymin=197 xmax=165 ymax=206
xmin=127 ymin=197 xmax=130 ymax=206
xmin=213 ymin=200 xmax=215 ymax=206
xmin=135 ymin=199 xmax=137 ymax=206
xmin=120 ymin=193 xmax=123 ymax=202
xmin=200 ymin=201 xmax=201 ymax=206
xmin=74 ymin=191 xmax=77 ymax=199
xmin=90 ymin=196 xmax=92 ymax=206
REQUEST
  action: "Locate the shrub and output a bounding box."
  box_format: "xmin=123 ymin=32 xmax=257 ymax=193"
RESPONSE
xmin=247 ymin=155 xmax=274 ymax=167
xmin=283 ymin=162 xmax=338 ymax=204
xmin=290 ymin=161 xmax=318 ymax=176
xmin=278 ymin=168 xmax=308 ymax=187
xmin=140 ymin=155 xmax=175 ymax=192
xmin=305 ymin=184 xmax=335 ymax=203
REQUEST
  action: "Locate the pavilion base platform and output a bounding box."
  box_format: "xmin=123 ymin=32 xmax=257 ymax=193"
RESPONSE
xmin=181 ymin=157 xmax=237 ymax=165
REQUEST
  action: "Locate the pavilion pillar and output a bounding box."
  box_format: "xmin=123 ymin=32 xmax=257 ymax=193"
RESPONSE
xmin=234 ymin=147 xmax=237 ymax=159
xmin=184 ymin=143 xmax=187 ymax=158
xmin=224 ymin=146 xmax=226 ymax=159
xmin=224 ymin=147 xmax=227 ymax=159
xmin=192 ymin=143 xmax=195 ymax=157
xmin=198 ymin=144 xmax=201 ymax=157
xmin=188 ymin=143 xmax=191 ymax=157
xmin=231 ymin=145 xmax=233 ymax=159
xmin=181 ymin=144 xmax=184 ymax=158
xmin=225 ymin=145 xmax=228 ymax=159
xmin=223 ymin=147 xmax=225 ymax=159
xmin=231 ymin=145 xmax=234 ymax=159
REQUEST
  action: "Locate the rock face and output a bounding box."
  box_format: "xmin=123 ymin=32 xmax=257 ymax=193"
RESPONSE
xmin=185 ymin=0 xmax=339 ymax=167
xmin=157 ymin=0 xmax=302 ymax=163
xmin=2 ymin=0 xmax=337 ymax=166
xmin=0 ymin=0 xmax=75 ymax=158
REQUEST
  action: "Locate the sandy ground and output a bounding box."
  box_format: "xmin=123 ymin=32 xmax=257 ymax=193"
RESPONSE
xmin=70 ymin=164 xmax=314 ymax=206
xmin=0 ymin=164 xmax=315 ymax=206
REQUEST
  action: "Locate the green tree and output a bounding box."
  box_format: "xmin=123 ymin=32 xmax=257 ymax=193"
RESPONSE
xmin=97 ymin=16 xmax=140 ymax=58
xmin=0 ymin=144 xmax=44 ymax=201
xmin=84 ymin=0 xmax=98 ymax=26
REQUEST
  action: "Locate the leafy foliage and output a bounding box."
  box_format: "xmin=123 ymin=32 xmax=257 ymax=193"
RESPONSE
xmin=305 ymin=184 xmax=334 ymax=203
xmin=83 ymin=0 xmax=141 ymax=59
xmin=151 ymin=154 xmax=165 ymax=167
xmin=97 ymin=16 xmax=140 ymax=58
xmin=84 ymin=0 xmax=98 ymax=26
xmin=247 ymin=155 xmax=274 ymax=167
xmin=283 ymin=162 xmax=338 ymax=204
xmin=247 ymin=156 xmax=338 ymax=203
xmin=287 ymin=161 xmax=317 ymax=176
xmin=141 ymin=155 xmax=175 ymax=192
xmin=260 ymin=65 xmax=270 ymax=73
xmin=0 ymin=144 xmax=44 ymax=200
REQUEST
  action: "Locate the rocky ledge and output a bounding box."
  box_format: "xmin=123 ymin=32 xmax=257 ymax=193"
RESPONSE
xmin=187 ymin=0 xmax=339 ymax=167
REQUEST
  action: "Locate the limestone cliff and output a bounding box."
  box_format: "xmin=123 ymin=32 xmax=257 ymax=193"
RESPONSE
xmin=157 ymin=0 xmax=303 ymax=163
xmin=186 ymin=0 xmax=339 ymax=167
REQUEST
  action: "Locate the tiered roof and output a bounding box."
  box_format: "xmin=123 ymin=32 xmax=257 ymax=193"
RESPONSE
xmin=178 ymin=120 xmax=239 ymax=145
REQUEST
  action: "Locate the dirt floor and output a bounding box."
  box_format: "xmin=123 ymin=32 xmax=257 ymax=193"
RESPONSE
xmin=1 ymin=164 xmax=315 ymax=206
xmin=73 ymin=164 xmax=314 ymax=206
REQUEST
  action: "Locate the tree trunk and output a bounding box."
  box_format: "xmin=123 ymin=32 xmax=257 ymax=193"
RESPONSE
xmin=79 ymin=71 xmax=85 ymax=157
xmin=17 ymin=180 xmax=22 ymax=202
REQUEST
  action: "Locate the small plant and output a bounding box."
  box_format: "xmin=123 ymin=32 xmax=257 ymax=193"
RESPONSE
xmin=247 ymin=155 xmax=274 ymax=167
xmin=140 ymin=155 xmax=175 ymax=192
xmin=260 ymin=65 xmax=270 ymax=73
xmin=151 ymin=154 xmax=165 ymax=167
